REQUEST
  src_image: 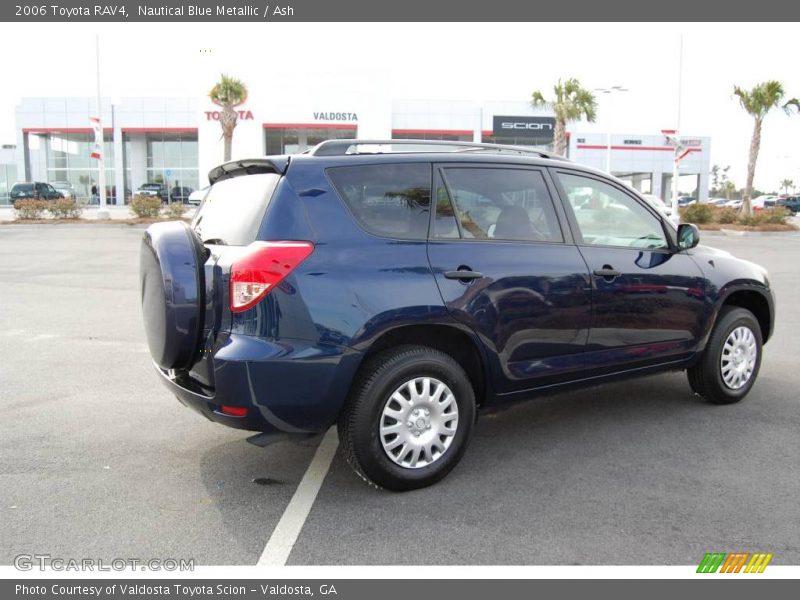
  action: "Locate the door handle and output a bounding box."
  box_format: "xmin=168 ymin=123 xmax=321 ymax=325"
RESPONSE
xmin=593 ymin=267 xmax=621 ymax=279
xmin=444 ymin=269 xmax=483 ymax=281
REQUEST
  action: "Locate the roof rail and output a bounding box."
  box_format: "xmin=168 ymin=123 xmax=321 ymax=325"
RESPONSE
xmin=309 ymin=139 xmax=569 ymax=161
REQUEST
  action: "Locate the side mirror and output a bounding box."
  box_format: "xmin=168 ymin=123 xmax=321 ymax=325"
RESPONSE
xmin=677 ymin=223 xmax=700 ymax=250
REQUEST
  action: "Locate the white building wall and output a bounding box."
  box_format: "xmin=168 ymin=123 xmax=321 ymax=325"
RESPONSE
xmin=12 ymin=94 xmax=712 ymax=202
xmin=570 ymin=132 xmax=711 ymax=200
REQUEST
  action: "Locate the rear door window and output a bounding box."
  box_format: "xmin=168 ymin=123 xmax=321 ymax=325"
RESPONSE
xmin=327 ymin=163 xmax=431 ymax=240
xmin=192 ymin=173 xmax=281 ymax=246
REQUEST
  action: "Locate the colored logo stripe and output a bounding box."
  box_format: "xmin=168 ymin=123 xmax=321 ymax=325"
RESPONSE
xmin=719 ymin=553 xmax=749 ymax=573
xmin=744 ymin=553 xmax=773 ymax=573
xmin=697 ymin=552 xmax=773 ymax=573
xmin=697 ymin=553 xmax=726 ymax=573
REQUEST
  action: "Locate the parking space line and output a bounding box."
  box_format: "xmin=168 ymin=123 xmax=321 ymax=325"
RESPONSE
xmin=256 ymin=427 xmax=339 ymax=566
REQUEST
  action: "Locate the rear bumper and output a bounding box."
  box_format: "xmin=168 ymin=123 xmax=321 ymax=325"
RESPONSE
xmin=154 ymin=334 xmax=363 ymax=434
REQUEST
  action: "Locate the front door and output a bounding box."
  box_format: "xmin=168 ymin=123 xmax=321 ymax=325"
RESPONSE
xmin=426 ymin=164 xmax=592 ymax=395
xmin=552 ymin=169 xmax=708 ymax=375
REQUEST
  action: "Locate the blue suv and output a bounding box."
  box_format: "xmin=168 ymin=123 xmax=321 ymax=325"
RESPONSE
xmin=140 ymin=140 xmax=774 ymax=490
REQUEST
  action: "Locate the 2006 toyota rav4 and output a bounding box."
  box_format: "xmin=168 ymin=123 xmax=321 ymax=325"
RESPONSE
xmin=140 ymin=140 xmax=774 ymax=491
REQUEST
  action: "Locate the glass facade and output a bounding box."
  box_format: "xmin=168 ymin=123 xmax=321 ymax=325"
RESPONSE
xmin=392 ymin=131 xmax=473 ymax=142
xmin=26 ymin=132 xmax=115 ymax=203
xmin=142 ymin=132 xmax=199 ymax=195
xmin=0 ymin=163 xmax=18 ymax=205
xmin=482 ymin=133 xmax=554 ymax=149
xmin=264 ymin=126 xmax=356 ymax=155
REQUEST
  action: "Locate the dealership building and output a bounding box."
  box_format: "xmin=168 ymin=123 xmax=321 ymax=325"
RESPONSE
xmin=2 ymin=91 xmax=710 ymax=204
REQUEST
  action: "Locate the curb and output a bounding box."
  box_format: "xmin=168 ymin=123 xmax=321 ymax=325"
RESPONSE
xmin=716 ymin=228 xmax=800 ymax=237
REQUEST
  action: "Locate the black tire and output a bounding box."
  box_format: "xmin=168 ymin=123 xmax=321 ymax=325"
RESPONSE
xmin=338 ymin=345 xmax=476 ymax=491
xmin=687 ymin=306 xmax=763 ymax=404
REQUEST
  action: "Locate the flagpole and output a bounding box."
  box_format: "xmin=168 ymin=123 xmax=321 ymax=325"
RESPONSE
xmin=95 ymin=33 xmax=109 ymax=219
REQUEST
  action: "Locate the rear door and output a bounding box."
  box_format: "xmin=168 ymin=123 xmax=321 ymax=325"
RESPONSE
xmin=426 ymin=163 xmax=592 ymax=394
xmin=188 ymin=171 xmax=284 ymax=389
xmin=551 ymin=169 xmax=708 ymax=374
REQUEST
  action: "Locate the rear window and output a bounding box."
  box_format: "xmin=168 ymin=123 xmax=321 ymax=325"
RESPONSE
xmin=192 ymin=173 xmax=280 ymax=246
xmin=12 ymin=183 xmax=33 ymax=192
xmin=327 ymin=163 xmax=431 ymax=240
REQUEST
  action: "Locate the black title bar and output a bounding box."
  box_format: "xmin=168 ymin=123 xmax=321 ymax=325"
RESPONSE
xmin=2 ymin=0 xmax=800 ymax=21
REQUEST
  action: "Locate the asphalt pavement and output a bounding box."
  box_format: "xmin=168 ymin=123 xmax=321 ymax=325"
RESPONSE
xmin=0 ymin=225 xmax=798 ymax=566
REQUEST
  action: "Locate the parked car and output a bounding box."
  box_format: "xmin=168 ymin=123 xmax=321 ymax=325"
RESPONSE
xmin=135 ymin=183 xmax=168 ymax=202
xmin=703 ymin=197 xmax=729 ymax=207
xmin=677 ymin=196 xmax=696 ymax=207
xmin=187 ymin=186 xmax=209 ymax=206
xmin=751 ymin=195 xmax=778 ymax=212
xmin=724 ymin=199 xmax=743 ymax=209
xmin=9 ymin=181 xmax=64 ymax=201
xmin=51 ymin=181 xmax=76 ymax=200
xmin=140 ymin=139 xmax=775 ymax=491
xmin=776 ymin=196 xmax=800 ymax=215
xmin=170 ymin=185 xmax=194 ymax=204
xmin=641 ymin=193 xmax=672 ymax=216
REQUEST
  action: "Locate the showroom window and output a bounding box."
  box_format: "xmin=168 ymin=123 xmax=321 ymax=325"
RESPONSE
xmin=264 ymin=126 xmax=356 ymax=155
xmin=392 ymin=131 xmax=473 ymax=142
xmin=25 ymin=132 xmax=115 ymax=203
xmin=0 ymin=163 xmax=18 ymax=205
xmin=481 ymin=132 xmax=554 ymax=149
xmin=143 ymin=132 xmax=199 ymax=194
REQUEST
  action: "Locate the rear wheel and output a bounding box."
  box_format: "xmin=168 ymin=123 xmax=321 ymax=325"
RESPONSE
xmin=338 ymin=345 xmax=476 ymax=491
xmin=687 ymin=306 xmax=762 ymax=404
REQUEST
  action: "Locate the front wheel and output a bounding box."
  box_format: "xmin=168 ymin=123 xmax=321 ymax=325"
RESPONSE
xmin=687 ymin=306 xmax=763 ymax=404
xmin=338 ymin=345 xmax=476 ymax=491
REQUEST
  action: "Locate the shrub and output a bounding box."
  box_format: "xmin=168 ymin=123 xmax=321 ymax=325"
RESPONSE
xmin=163 ymin=202 xmax=187 ymax=219
xmin=681 ymin=203 xmax=714 ymax=224
xmin=129 ymin=195 xmax=162 ymax=218
xmin=714 ymin=207 xmax=738 ymax=224
xmin=736 ymin=212 xmax=766 ymax=227
xmin=47 ymin=197 xmax=82 ymax=219
xmin=13 ymin=199 xmax=50 ymax=220
xmin=760 ymin=207 xmax=790 ymax=224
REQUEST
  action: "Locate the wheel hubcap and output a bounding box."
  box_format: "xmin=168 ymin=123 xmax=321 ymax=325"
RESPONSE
xmin=720 ymin=326 xmax=757 ymax=390
xmin=379 ymin=377 xmax=459 ymax=469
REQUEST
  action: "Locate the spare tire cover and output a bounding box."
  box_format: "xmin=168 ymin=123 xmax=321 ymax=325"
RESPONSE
xmin=140 ymin=221 xmax=205 ymax=370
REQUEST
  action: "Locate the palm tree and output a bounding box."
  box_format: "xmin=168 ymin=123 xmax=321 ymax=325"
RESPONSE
xmin=780 ymin=178 xmax=794 ymax=195
xmin=209 ymin=74 xmax=248 ymax=162
xmin=532 ymin=78 xmax=597 ymax=157
xmin=733 ymin=81 xmax=799 ymax=215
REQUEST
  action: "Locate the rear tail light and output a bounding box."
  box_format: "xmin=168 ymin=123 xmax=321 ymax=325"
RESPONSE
xmin=230 ymin=241 xmax=314 ymax=313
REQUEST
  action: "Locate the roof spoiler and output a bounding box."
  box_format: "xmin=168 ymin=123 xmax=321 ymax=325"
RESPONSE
xmin=208 ymin=156 xmax=290 ymax=184
xmin=309 ymin=139 xmax=568 ymax=161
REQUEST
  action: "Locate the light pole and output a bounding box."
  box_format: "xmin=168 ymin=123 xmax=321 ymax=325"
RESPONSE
xmin=94 ymin=34 xmax=109 ymax=220
xmin=594 ymin=85 xmax=628 ymax=175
